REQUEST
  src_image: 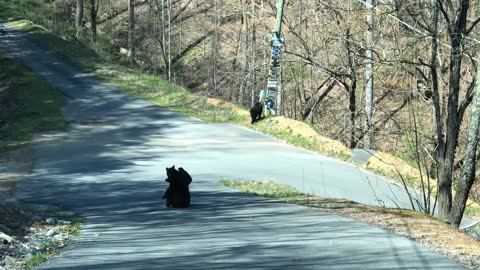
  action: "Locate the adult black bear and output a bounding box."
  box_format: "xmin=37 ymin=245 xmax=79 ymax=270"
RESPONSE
xmin=250 ymin=102 xmax=263 ymax=124
xmin=162 ymin=166 xmax=192 ymax=208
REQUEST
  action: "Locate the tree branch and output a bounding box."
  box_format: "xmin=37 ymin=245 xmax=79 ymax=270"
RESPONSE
xmin=466 ymin=16 xmax=480 ymax=35
xmin=171 ymin=31 xmax=213 ymax=66
xmin=437 ymin=0 xmax=452 ymax=34
xmin=283 ymin=51 xmax=351 ymax=80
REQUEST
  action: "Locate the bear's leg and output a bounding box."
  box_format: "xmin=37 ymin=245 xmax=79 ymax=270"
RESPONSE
xmin=162 ymin=186 xmax=171 ymax=199
xmin=166 ymin=192 xmax=174 ymax=207
xmin=177 ymin=189 xmax=190 ymax=208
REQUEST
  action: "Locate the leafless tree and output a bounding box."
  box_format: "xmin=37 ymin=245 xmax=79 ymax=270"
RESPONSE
xmin=450 ymin=64 xmax=480 ymax=226
xmin=393 ymin=0 xmax=480 ymax=226
xmin=128 ymin=0 xmax=135 ymax=62
xmin=364 ymin=0 xmax=374 ymax=149
xmin=76 ymin=0 xmax=84 ymax=29
xmin=89 ymin=0 xmax=98 ymax=47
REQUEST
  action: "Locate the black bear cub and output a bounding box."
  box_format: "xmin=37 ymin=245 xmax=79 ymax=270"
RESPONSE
xmin=250 ymin=102 xmax=263 ymax=124
xmin=162 ymin=165 xmax=192 ymax=208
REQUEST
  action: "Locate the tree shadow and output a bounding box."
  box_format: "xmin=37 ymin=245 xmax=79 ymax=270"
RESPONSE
xmin=15 ymin=176 xmax=462 ymax=270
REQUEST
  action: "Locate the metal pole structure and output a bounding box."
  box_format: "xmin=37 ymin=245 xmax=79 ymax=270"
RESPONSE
xmin=273 ymin=0 xmax=284 ymax=36
xmin=277 ymin=65 xmax=282 ymax=116
xmin=364 ymin=0 xmax=374 ymax=148
xmin=266 ymin=0 xmax=285 ymax=116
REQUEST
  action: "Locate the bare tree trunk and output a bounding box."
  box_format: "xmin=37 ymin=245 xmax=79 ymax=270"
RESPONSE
xmin=90 ymin=0 xmax=97 ymax=47
xmin=437 ymin=0 xmax=470 ymax=221
xmin=449 ymin=64 xmax=480 ymax=227
xmin=167 ymin=0 xmax=172 ymax=80
xmin=153 ymin=1 xmax=170 ymax=75
xmin=127 ymin=0 xmax=135 ymax=62
xmin=428 ymin=0 xmax=442 ymax=217
xmin=238 ymin=0 xmax=248 ymax=106
xmin=76 ymin=0 xmax=84 ymax=29
xmin=301 ymin=79 xmax=335 ymax=120
xmin=250 ymin=0 xmax=256 ymax=106
xmin=347 ymin=85 xmax=357 ymax=148
xmin=277 ymin=67 xmax=282 ymax=115
xmin=364 ymin=0 xmax=374 ymax=149
xmin=429 ymin=0 xmax=442 ymax=174
xmin=211 ymin=0 xmax=220 ymax=95
xmin=161 ymin=0 xmax=168 ymax=79
xmin=345 ymin=27 xmax=357 ymax=149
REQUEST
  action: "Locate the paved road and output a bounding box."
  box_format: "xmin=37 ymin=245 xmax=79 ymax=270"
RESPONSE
xmin=0 ymin=24 xmax=465 ymax=269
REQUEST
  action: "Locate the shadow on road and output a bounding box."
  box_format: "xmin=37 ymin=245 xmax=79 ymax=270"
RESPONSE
xmin=16 ymin=173 xmax=456 ymax=270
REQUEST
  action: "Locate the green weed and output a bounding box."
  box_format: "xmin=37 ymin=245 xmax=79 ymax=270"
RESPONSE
xmin=0 ymin=54 xmax=66 ymax=152
xmin=220 ymin=180 xmax=305 ymax=200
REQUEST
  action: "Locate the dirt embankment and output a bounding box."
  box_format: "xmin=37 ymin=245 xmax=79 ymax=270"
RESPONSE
xmin=0 ymin=147 xmax=35 ymax=255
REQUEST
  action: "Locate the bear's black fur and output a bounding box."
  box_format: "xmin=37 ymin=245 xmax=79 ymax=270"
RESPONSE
xmin=250 ymin=102 xmax=263 ymax=124
xmin=162 ymin=166 xmax=192 ymax=208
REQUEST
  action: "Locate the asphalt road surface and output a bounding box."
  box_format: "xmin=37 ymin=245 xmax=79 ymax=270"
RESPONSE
xmin=0 ymin=24 xmax=465 ymax=269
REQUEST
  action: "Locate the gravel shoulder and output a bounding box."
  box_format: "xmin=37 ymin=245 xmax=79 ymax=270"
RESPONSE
xmin=0 ymin=148 xmax=82 ymax=270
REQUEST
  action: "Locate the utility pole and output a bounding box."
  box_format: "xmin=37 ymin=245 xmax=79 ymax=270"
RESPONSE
xmin=364 ymin=0 xmax=374 ymax=149
xmin=265 ymin=0 xmax=285 ymax=116
xmin=273 ymin=0 xmax=284 ymax=35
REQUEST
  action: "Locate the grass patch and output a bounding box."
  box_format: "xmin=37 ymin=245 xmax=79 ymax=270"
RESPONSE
xmin=221 ymin=180 xmax=364 ymax=208
xmin=221 ymin=180 xmax=480 ymax=269
xmin=366 ymin=165 xmax=419 ymax=188
xmin=269 ymin=129 xmax=318 ymax=149
xmin=22 ymin=242 xmax=55 ymax=270
xmin=220 ymin=180 xmax=306 ymax=200
xmin=65 ymin=216 xmax=85 ymax=237
xmin=250 ymin=118 xmax=352 ymax=161
xmin=0 ymin=54 xmax=66 ymax=152
xmin=21 ymin=214 xmax=84 ymax=270
xmin=465 ymin=206 xmax=480 ymax=217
